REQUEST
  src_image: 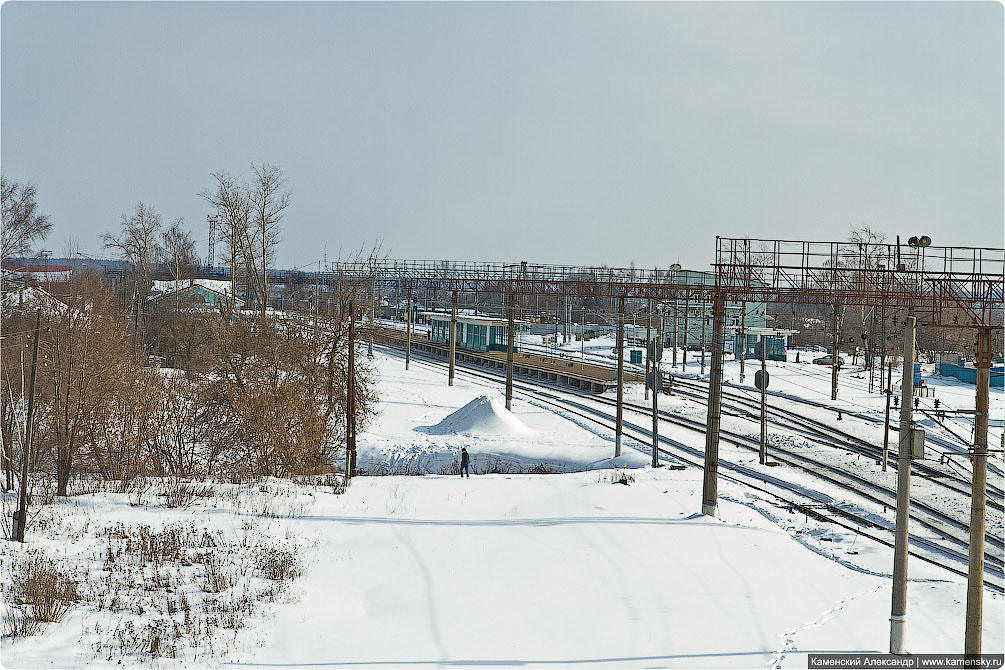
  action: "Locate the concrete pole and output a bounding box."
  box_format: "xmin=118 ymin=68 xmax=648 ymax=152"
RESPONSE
xmin=645 ymin=298 xmax=652 ymax=401
xmin=581 ymin=307 xmax=585 ymax=365
xmin=965 ymin=327 xmax=992 ymax=656
xmin=831 ymin=303 xmax=841 ymax=401
xmin=554 ymin=300 xmax=560 ymax=356
xmin=739 ymin=300 xmax=746 ymax=383
xmin=566 ymin=297 xmax=572 ymax=342
xmin=702 ymin=292 xmax=726 ymax=517
xmin=448 ymin=290 xmax=457 ymax=386
xmin=505 ymin=292 xmax=515 ymax=410
xmin=615 ymin=296 xmax=625 ymax=458
xmin=405 ymin=286 xmax=412 ymax=370
xmin=672 ymin=301 xmax=678 ymax=368
xmin=882 ymin=360 xmax=893 ymax=472
xmin=701 ymin=301 xmax=707 ymax=376
xmin=760 ymin=337 xmax=767 ymax=465
xmin=652 ymin=308 xmax=662 ymax=468
xmin=890 ymin=315 xmax=916 ymax=655
xmin=682 ymin=295 xmax=689 ymax=370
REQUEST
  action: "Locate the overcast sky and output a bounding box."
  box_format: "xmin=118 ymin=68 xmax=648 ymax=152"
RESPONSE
xmin=2 ymin=1 xmax=1002 ymax=271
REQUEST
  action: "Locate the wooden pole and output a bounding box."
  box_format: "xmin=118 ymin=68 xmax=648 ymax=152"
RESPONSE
xmin=346 ymin=299 xmax=357 ymax=479
xmin=15 ymin=310 xmax=41 ymax=543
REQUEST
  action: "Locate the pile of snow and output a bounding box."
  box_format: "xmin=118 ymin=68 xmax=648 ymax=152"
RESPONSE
xmin=422 ymin=394 xmax=533 ymax=436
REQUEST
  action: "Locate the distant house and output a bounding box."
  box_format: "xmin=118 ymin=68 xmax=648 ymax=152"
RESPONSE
xmin=149 ymin=281 xmax=244 ymax=311
xmin=1 ymin=263 xmax=74 ymax=283
xmin=1 ymin=285 xmax=68 ymax=318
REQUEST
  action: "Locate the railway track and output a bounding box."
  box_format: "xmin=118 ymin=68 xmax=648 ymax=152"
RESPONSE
xmin=374 ymin=343 xmax=1005 ymax=592
xmin=667 ymin=376 xmax=1005 ymax=508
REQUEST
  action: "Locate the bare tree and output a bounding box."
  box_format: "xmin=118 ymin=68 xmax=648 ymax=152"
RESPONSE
xmin=1 ymin=173 xmax=52 ymax=269
xmin=160 ymin=219 xmax=199 ymax=304
xmin=248 ymin=163 xmax=290 ymax=318
xmin=200 ymin=172 xmax=252 ymax=305
xmin=103 ymin=203 xmax=162 ymax=317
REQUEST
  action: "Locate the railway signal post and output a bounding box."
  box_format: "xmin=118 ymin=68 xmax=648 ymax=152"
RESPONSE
xmin=890 ymin=315 xmax=916 ymax=655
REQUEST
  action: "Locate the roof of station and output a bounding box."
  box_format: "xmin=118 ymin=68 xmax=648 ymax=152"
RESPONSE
xmin=421 ymin=312 xmax=528 ymax=326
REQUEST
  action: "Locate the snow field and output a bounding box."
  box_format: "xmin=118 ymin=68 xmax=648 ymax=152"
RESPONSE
xmin=3 ymin=349 xmax=1001 ymax=668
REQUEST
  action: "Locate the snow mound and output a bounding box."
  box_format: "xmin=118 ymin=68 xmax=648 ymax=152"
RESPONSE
xmin=423 ymin=395 xmax=533 ymax=436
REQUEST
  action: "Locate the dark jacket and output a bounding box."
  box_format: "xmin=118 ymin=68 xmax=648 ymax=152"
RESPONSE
xmin=460 ymin=450 xmax=470 ymax=467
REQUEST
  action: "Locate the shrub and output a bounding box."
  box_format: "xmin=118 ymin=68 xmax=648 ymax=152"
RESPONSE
xmin=8 ymin=553 xmax=80 ymax=625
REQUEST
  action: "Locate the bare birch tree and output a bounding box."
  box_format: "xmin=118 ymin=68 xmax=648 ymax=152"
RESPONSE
xmin=200 ymin=172 xmax=251 ymax=304
xmin=1 ymin=174 xmax=52 ymax=265
xmin=248 ymin=163 xmax=290 ymax=318
xmin=102 ymin=203 xmax=162 ymax=347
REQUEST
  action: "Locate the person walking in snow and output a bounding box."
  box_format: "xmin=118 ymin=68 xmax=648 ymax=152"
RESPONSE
xmin=460 ymin=448 xmax=471 ymax=478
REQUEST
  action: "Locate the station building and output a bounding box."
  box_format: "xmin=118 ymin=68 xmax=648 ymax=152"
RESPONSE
xmin=424 ymin=313 xmax=525 ymax=353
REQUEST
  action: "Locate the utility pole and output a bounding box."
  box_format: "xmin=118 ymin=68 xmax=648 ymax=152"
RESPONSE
xmin=700 ymin=303 xmax=707 ymax=376
xmin=405 ymin=285 xmax=412 ymax=370
xmin=554 ymin=299 xmax=560 ymax=356
xmin=965 ymin=326 xmax=992 ymax=656
xmin=505 ymin=292 xmax=515 ymax=410
xmin=759 ymin=335 xmax=767 ymax=465
xmin=882 ymin=360 xmax=893 ymax=472
xmin=368 ymin=269 xmax=375 ymax=358
xmin=682 ymin=295 xmax=689 ymax=370
xmin=15 ymin=310 xmax=41 ymax=543
xmin=890 ymin=315 xmax=916 ymax=655
xmin=651 ymin=309 xmax=662 ymax=468
xmin=448 ymin=290 xmax=457 ymax=386
xmin=831 ymin=303 xmax=841 ymax=400
xmin=672 ymin=301 xmax=678 ymax=368
xmin=581 ymin=307 xmax=585 ymax=365
xmin=702 ymin=293 xmax=726 ymax=517
xmin=615 ymin=296 xmax=625 ymax=458
xmin=346 ymin=299 xmax=357 ymax=480
xmin=739 ymin=300 xmax=746 ymax=383
xmin=645 ymin=299 xmax=652 ymax=401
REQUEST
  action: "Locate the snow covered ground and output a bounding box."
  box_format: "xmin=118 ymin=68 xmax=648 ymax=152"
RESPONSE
xmin=356 ymin=355 xmax=650 ymax=474
xmin=3 ymin=349 xmax=1002 ymax=668
xmin=5 ymin=469 xmax=999 ymax=668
